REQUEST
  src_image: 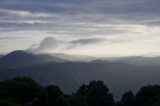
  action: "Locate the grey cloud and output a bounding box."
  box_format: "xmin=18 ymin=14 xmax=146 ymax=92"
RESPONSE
xmin=28 ymin=37 xmax=107 ymax=52
xmin=0 ymin=37 xmax=30 ymax=40
xmin=28 ymin=37 xmax=63 ymax=52
xmin=0 ymin=0 xmax=160 ymax=37
xmin=28 ymin=36 xmax=130 ymax=53
xmin=1 ymin=0 xmax=160 ymax=55
xmin=0 ymin=0 xmax=160 ymax=20
xmin=67 ymin=38 xmax=106 ymax=49
xmin=1 ymin=0 xmax=160 ymax=14
xmin=70 ymin=38 xmax=105 ymax=45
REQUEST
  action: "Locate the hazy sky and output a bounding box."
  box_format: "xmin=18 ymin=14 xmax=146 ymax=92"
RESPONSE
xmin=0 ymin=0 xmax=160 ymax=57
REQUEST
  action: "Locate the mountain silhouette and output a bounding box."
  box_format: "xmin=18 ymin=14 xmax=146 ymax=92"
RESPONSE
xmin=0 ymin=50 xmax=66 ymax=68
xmin=1 ymin=51 xmax=160 ymax=99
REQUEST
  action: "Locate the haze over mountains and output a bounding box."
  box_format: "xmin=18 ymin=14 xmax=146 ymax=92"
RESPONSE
xmin=0 ymin=50 xmax=160 ymax=100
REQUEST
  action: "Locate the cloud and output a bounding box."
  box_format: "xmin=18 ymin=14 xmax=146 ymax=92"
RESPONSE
xmin=28 ymin=37 xmax=64 ymax=52
xmin=0 ymin=37 xmax=29 ymax=40
xmin=67 ymin=38 xmax=105 ymax=49
xmin=1 ymin=0 xmax=160 ymax=14
xmin=1 ymin=0 xmax=160 ymax=56
xmin=28 ymin=37 xmax=107 ymax=53
xmin=70 ymin=38 xmax=105 ymax=45
xmin=0 ymin=0 xmax=160 ymax=33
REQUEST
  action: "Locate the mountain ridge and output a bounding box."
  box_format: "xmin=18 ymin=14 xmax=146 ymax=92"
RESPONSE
xmin=0 ymin=50 xmax=67 ymax=68
xmin=1 ymin=51 xmax=160 ymax=99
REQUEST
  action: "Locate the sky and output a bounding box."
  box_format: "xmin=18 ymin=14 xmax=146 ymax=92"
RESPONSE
xmin=0 ymin=0 xmax=160 ymax=57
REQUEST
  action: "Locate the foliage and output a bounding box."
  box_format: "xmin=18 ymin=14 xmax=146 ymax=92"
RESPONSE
xmin=118 ymin=90 xmax=135 ymax=106
xmin=1 ymin=77 xmax=160 ymax=106
xmin=0 ymin=77 xmax=44 ymax=105
xmin=135 ymin=85 xmax=160 ymax=106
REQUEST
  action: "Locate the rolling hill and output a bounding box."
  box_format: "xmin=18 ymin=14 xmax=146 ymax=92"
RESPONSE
xmin=1 ymin=51 xmax=160 ymax=99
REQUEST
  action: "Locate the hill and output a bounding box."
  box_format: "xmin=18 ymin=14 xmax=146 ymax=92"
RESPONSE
xmin=1 ymin=51 xmax=160 ymax=99
xmin=1 ymin=61 xmax=160 ymax=99
xmin=0 ymin=50 xmax=67 ymax=68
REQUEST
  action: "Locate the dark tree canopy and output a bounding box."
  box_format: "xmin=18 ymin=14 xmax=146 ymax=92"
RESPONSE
xmin=70 ymin=80 xmax=114 ymax=106
xmin=45 ymin=85 xmax=63 ymax=98
xmin=119 ymin=90 xmax=135 ymax=106
xmin=86 ymin=80 xmax=114 ymax=106
xmin=76 ymin=84 xmax=87 ymax=95
xmin=44 ymin=85 xmax=63 ymax=106
xmin=135 ymin=85 xmax=160 ymax=106
xmin=0 ymin=77 xmax=44 ymax=105
xmin=0 ymin=77 xmax=160 ymax=106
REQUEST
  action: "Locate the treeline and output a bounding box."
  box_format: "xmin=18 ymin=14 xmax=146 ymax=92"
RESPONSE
xmin=0 ymin=77 xmax=160 ymax=106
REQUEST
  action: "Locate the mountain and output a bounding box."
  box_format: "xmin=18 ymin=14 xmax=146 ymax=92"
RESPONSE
xmin=0 ymin=50 xmax=67 ymax=68
xmin=1 ymin=60 xmax=160 ymax=99
xmin=105 ymin=56 xmax=160 ymax=66
xmin=119 ymin=56 xmax=160 ymax=66
xmin=1 ymin=51 xmax=160 ymax=99
xmin=44 ymin=53 xmax=160 ymax=66
xmin=46 ymin=53 xmax=96 ymax=62
xmin=0 ymin=55 xmax=4 ymax=59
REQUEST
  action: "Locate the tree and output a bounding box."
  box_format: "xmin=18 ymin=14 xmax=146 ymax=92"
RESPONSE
xmin=145 ymin=94 xmax=160 ymax=106
xmin=56 ymin=95 xmax=70 ymax=106
xmin=70 ymin=84 xmax=88 ymax=106
xmin=86 ymin=80 xmax=114 ymax=106
xmin=0 ymin=99 xmax=21 ymax=106
xmin=135 ymin=85 xmax=160 ymax=106
xmin=76 ymin=84 xmax=87 ymax=95
xmin=44 ymin=85 xmax=63 ymax=106
xmin=45 ymin=85 xmax=63 ymax=98
xmin=0 ymin=77 xmax=44 ymax=105
xmin=71 ymin=81 xmax=114 ymax=106
xmin=120 ymin=90 xmax=135 ymax=106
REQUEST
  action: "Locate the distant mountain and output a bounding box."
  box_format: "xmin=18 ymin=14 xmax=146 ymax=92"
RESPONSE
xmin=122 ymin=56 xmax=160 ymax=66
xmin=105 ymin=56 xmax=160 ymax=66
xmin=91 ymin=59 xmax=109 ymax=63
xmin=0 ymin=50 xmax=67 ymax=68
xmin=0 ymin=55 xmax=4 ymax=59
xmin=1 ymin=51 xmax=160 ymax=99
xmin=44 ymin=53 xmax=160 ymax=66
xmin=1 ymin=59 xmax=160 ymax=99
xmin=46 ymin=53 xmax=96 ymax=62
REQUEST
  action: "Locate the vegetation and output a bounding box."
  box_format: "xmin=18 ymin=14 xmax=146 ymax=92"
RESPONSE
xmin=0 ymin=77 xmax=160 ymax=106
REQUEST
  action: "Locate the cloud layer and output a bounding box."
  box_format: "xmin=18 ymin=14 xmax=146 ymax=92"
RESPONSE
xmin=0 ymin=0 xmax=160 ymax=56
xmin=0 ymin=0 xmax=160 ymax=33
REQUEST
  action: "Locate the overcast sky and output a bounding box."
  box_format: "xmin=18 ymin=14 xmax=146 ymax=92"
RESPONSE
xmin=0 ymin=0 xmax=160 ymax=57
